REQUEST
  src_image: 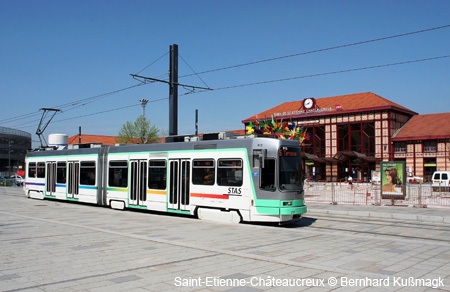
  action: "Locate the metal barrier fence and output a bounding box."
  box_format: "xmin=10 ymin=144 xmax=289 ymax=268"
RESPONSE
xmin=304 ymin=182 xmax=450 ymax=209
xmin=0 ymin=178 xmax=15 ymax=187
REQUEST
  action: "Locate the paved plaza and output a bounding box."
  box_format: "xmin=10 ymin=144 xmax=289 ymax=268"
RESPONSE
xmin=1 ymin=186 xmax=450 ymax=291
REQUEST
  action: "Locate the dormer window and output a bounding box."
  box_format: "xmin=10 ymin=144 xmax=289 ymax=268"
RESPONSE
xmin=424 ymin=141 xmax=436 ymax=152
xmin=395 ymin=142 xmax=406 ymax=153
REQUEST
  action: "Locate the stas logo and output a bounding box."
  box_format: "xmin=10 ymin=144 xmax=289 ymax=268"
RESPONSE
xmin=228 ymin=187 xmax=242 ymax=195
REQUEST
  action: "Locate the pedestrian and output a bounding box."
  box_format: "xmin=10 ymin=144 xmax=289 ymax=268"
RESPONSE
xmin=348 ymin=176 xmax=353 ymax=190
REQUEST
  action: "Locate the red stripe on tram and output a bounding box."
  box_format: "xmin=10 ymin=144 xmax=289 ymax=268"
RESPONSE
xmin=190 ymin=193 xmax=229 ymax=199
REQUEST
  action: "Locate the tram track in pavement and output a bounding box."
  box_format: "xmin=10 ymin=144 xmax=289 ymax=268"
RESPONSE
xmin=293 ymin=213 xmax=450 ymax=244
xmin=303 ymin=212 xmax=450 ymax=230
xmin=2 ymin=187 xmax=450 ymax=289
xmin=3 ymin=188 xmax=450 ymax=244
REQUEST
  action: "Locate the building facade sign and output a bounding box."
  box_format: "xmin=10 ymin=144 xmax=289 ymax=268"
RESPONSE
xmin=273 ymin=107 xmax=333 ymax=117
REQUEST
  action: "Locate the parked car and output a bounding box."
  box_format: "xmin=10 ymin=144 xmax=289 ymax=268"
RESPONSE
xmin=431 ymin=171 xmax=450 ymax=191
xmin=10 ymin=175 xmax=24 ymax=186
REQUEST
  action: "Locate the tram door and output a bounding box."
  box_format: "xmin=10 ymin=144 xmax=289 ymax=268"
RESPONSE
xmin=129 ymin=160 xmax=147 ymax=206
xmin=67 ymin=161 xmax=80 ymax=199
xmin=46 ymin=162 xmax=56 ymax=196
xmin=168 ymin=159 xmax=190 ymax=211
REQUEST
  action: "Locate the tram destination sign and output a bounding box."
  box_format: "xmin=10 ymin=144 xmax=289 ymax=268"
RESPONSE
xmin=279 ymin=149 xmax=298 ymax=157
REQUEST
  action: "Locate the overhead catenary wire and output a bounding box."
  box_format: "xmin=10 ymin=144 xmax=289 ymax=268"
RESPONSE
xmin=135 ymin=51 xmax=169 ymax=75
xmin=13 ymin=104 xmax=144 ymax=130
xmin=53 ymin=104 xmax=142 ymax=123
xmin=3 ymin=24 xmax=450 ymax=129
xmin=0 ymin=83 xmax=146 ymax=125
xmin=179 ymin=54 xmax=210 ymax=89
xmin=52 ymin=97 xmax=170 ymax=124
xmin=54 ymin=83 xmax=146 ymax=113
xmin=9 ymin=118 xmax=46 ymax=131
xmin=10 ymin=53 xmax=450 ymax=130
xmin=180 ymin=24 xmax=450 ymax=78
xmin=0 ymin=110 xmax=43 ymax=124
xmin=213 ymin=54 xmax=450 ymax=91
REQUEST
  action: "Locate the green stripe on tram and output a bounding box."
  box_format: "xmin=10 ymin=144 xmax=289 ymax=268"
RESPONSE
xmin=107 ymin=187 xmax=128 ymax=192
xmin=167 ymin=209 xmax=190 ymax=215
xmin=255 ymin=199 xmax=306 ymax=215
xmin=129 ymin=205 xmax=147 ymax=210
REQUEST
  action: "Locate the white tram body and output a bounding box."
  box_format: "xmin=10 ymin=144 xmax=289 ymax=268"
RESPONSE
xmin=24 ymin=135 xmax=307 ymax=223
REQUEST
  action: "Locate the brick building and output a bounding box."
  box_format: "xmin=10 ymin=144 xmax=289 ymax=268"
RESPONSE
xmin=392 ymin=112 xmax=450 ymax=181
xmin=242 ymin=92 xmax=450 ymax=182
xmin=68 ymin=134 xmax=119 ymax=146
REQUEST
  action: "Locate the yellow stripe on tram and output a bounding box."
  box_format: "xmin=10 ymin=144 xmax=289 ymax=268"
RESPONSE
xmin=147 ymin=190 xmax=166 ymax=195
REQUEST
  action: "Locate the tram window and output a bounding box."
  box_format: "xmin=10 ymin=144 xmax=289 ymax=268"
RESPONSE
xmin=109 ymin=161 xmax=128 ymax=188
xmin=260 ymin=159 xmax=276 ymax=191
xmin=80 ymin=161 xmax=96 ymax=185
xmin=192 ymin=159 xmax=215 ymax=185
xmin=56 ymin=162 xmax=66 ymax=184
xmin=37 ymin=162 xmax=45 ymax=178
xmin=253 ymin=149 xmax=266 ymax=168
xmin=279 ymin=147 xmax=301 ymax=191
xmin=148 ymin=160 xmax=166 ymax=190
xmin=28 ymin=162 xmax=36 ymax=178
xmin=218 ymin=159 xmax=243 ymax=187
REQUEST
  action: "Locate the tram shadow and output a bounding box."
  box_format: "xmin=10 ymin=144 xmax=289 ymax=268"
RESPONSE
xmin=284 ymin=216 xmax=317 ymax=228
xmin=243 ymin=216 xmax=317 ymax=228
xmin=39 ymin=198 xmax=319 ymax=228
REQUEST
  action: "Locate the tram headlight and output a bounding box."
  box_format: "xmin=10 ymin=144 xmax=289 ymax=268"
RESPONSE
xmin=283 ymin=201 xmax=293 ymax=206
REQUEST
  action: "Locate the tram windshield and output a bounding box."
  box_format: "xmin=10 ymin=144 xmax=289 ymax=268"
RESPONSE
xmin=279 ymin=147 xmax=301 ymax=191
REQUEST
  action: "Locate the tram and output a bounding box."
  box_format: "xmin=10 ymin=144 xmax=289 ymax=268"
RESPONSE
xmin=24 ymin=134 xmax=306 ymax=223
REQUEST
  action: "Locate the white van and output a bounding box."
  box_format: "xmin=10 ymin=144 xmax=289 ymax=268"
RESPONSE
xmin=431 ymin=171 xmax=450 ymax=190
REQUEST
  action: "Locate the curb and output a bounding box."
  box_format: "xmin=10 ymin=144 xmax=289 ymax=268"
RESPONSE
xmin=307 ymin=207 xmax=450 ymax=224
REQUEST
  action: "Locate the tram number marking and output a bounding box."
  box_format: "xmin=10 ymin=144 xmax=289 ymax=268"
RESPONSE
xmin=228 ymin=187 xmax=241 ymax=195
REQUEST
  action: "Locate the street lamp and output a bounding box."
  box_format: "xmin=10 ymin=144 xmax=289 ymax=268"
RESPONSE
xmin=8 ymin=135 xmax=12 ymax=178
xmin=140 ymin=99 xmax=149 ymax=118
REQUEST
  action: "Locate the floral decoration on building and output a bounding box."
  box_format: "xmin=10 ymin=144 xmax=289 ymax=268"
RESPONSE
xmin=246 ymin=118 xmax=310 ymax=143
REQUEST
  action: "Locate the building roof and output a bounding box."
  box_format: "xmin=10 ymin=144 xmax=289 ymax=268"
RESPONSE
xmin=227 ymin=129 xmax=246 ymax=136
xmin=68 ymin=135 xmax=118 ymax=145
xmin=242 ymin=92 xmax=417 ymax=123
xmin=0 ymin=126 xmax=32 ymax=138
xmin=68 ymin=130 xmax=247 ymax=146
xmin=393 ymin=112 xmax=450 ymax=141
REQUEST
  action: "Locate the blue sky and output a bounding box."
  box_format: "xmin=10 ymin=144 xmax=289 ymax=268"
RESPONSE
xmin=1 ymin=0 xmax=450 ymax=146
